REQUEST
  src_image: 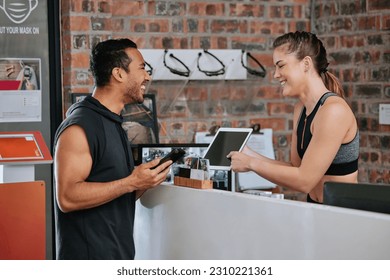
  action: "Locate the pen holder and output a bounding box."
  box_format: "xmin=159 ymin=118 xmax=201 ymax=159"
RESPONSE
xmin=174 ymin=176 xmax=213 ymax=189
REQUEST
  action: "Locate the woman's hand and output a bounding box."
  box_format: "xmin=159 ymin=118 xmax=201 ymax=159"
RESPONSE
xmin=227 ymin=151 xmax=252 ymax=172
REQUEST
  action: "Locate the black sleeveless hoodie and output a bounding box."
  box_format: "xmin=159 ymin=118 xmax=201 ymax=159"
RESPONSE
xmin=53 ymin=95 xmax=136 ymax=260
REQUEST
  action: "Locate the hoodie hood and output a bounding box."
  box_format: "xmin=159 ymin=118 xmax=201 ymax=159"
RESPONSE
xmin=67 ymin=94 xmax=123 ymax=124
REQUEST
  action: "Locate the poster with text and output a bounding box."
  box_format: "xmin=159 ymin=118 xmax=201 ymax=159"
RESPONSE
xmin=0 ymin=58 xmax=41 ymax=122
xmin=0 ymin=0 xmax=48 ymax=123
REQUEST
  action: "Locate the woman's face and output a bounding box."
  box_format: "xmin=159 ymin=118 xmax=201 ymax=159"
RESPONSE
xmin=273 ymin=44 xmax=306 ymax=97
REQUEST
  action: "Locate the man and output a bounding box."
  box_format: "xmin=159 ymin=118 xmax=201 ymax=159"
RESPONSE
xmin=53 ymin=38 xmax=171 ymax=259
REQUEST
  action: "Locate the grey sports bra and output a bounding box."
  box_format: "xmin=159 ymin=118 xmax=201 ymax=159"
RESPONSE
xmin=297 ymin=92 xmax=359 ymax=176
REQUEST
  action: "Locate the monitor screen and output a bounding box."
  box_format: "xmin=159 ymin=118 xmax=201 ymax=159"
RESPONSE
xmin=135 ymin=143 xmax=210 ymax=184
xmin=135 ymin=143 xmax=209 ymax=166
xmin=203 ymin=128 xmax=253 ymax=170
xmin=323 ymin=182 xmax=390 ymax=215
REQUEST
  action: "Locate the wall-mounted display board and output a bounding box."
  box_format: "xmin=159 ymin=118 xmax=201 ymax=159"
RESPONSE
xmin=0 ymin=0 xmax=62 ymax=259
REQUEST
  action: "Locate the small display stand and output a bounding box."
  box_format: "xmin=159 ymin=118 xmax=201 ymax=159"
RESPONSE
xmin=174 ymin=176 xmax=213 ymax=189
xmin=0 ymin=131 xmax=53 ymax=183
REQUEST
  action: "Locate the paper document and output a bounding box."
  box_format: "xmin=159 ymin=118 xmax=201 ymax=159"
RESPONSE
xmin=237 ymin=129 xmax=276 ymax=190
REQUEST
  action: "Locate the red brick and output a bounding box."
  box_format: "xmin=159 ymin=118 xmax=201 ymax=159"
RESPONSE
xmin=342 ymin=68 xmax=365 ymax=83
xmin=383 ymin=15 xmax=390 ymax=30
xmin=379 ymin=123 xmax=390 ymax=133
xmin=71 ymin=88 xmax=90 ymax=94
xmin=369 ymin=169 xmax=390 ymax=183
xmin=69 ymin=16 xmax=91 ymax=31
xmin=250 ymin=21 xmax=286 ymax=35
xmin=317 ymin=2 xmax=338 ymax=17
xmin=236 ymin=34 xmax=268 ymax=43
xmin=62 ymin=70 xmax=72 ymax=87
xmin=210 ymin=20 xmax=248 ymax=34
xmin=149 ymin=36 xmax=188 ymax=49
xmin=269 ymin=5 xmax=282 ymax=18
xmin=340 ymin=35 xmax=366 ymax=48
xmin=247 ymin=53 xmax=274 ymax=68
xmin=183 ymin=88 xmax=208 ymax=101
xmin=132 ymin=37 xmax=147 ymax=48
xmin=157 ymin=121 xmax=167 ymax=138
xmin=255 ymin=86 xmax=283 ymax=99
xmin=70 ymin=52 xmax=90 ymax=68
xmin=61 ymin=34 xmax=72 ymax=50
xmin=91 ymin=17 xmax=112 ymax=31
xmin=190 ymin=36 xmax=227 ymax=49
xmin=112 ymin=18 xmax=124 ymax=31
xmin=186 ymin=18 xmax=209 ymax=33
xmin=288 ymin=21 xmax=310 ymax=32
xmin=61 ymin=1 xmax=71 ymax=15
xmin=112 ymin=0 xmax=144 ymax=16
xmin=382 ymin=151 xmax=390 ymax=166
xmin=293 ymin=5 xmax=304 ymax=18
xmin=62 ymin=52 xmax=72 ymax=69
xmin=188 ymin=3 xmax=225 ymax=16
xmin=330 ymin=18 xmax=354 ymax=32
xmin=149 ymin=19 xmax=170 ymax=32
xmin=61 ymin=15 xmax=71 ymax=30
xmin=98 ymin=0 xmax=112 ymax=13
xmin=248 ymin=118 xmax=287 ymax=131
xmin=358 ymin=15 xmax=381 ymax=30
xmin=368 ymin=0 xmax=390 ymax=10
xmin=229 ymin=3 xmax=265 ymax=17
xmin=131 ymin=19 xmax=170 ymax=33
xmin=68 ymin=0 xmax=82 ymax=12
xmin=268 ymin=102 xmax=295 ymax=115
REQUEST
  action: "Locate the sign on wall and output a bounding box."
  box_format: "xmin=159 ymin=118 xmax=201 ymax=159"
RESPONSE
xmin=0 ymin=0 xmax=47 ymax=123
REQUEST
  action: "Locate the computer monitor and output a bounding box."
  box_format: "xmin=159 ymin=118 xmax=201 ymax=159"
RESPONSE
xmin=203 ymin=127 xmax=253 ymax=170
xmin=323 ymin=181 xmax=390 ymax=215
xmin=134 ymin=143 xmax=209 ymax=166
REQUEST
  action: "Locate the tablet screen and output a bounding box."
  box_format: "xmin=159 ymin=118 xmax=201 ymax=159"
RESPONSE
xmin=203 ymin=128 xmax=253 ymax=170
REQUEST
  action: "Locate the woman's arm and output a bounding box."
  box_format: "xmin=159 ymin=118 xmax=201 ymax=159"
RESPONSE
xmin=229 ymin=99 xmax=355 ymax=193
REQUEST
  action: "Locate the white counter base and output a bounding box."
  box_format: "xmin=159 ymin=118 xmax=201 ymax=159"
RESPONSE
xmin=134 ymin=184 xmax=390 ymax=259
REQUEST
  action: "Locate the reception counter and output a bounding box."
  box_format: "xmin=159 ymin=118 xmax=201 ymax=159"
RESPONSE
xmin=134 ymin=184 xmax=390 ymax=259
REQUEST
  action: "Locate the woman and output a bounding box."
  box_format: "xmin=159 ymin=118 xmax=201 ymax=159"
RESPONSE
xmin=228 ymin=31 xmax=359 ymax=203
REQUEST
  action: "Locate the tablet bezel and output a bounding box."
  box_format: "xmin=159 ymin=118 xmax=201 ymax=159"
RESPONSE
xmin=203 ymin=127 xmax=253 ymax=170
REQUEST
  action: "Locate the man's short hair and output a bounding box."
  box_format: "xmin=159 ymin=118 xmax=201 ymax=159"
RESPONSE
xmin=90 ymin=38 xmax=138 ymax=87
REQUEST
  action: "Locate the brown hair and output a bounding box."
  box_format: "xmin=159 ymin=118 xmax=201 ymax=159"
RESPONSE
xmin=273 ymin=31 xmax=344 ymax=98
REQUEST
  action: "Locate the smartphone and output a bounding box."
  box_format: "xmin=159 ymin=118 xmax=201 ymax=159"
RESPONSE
xmin=151 ymin=148 xmax=186 ymax=169
xmin=24 ymin=68 xmax=31 ymax=80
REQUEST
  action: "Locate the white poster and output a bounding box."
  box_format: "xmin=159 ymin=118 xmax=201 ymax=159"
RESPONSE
xmin=237 ymin=129 xmax=276 ymax=190
xmin=0 ymin=0 xmax=46 ymax=124
xmin=0 ymin=58 xmax=42 ymax=122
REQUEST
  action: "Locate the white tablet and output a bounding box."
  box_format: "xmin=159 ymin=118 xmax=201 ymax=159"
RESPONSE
xmin=203 ymin=127 xmax=253 ymax=170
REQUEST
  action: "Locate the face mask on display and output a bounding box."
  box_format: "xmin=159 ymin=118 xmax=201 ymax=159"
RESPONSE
xmin=0 ymin=0 xmax=38 ymax=24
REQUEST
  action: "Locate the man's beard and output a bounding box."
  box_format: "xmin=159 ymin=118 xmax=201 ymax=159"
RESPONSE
xmin=126 ymin=84 xmax=144 ymax=104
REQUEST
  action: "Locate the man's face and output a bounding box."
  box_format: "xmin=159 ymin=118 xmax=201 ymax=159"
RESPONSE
xmin=122 ymin=48 xmax=151 ymax=104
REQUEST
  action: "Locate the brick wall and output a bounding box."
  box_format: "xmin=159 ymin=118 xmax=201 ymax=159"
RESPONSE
xmin=311 ymin=0 xmax=390 ymax=185
xmin=60 ymin=0 xmax=390 ymax=200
